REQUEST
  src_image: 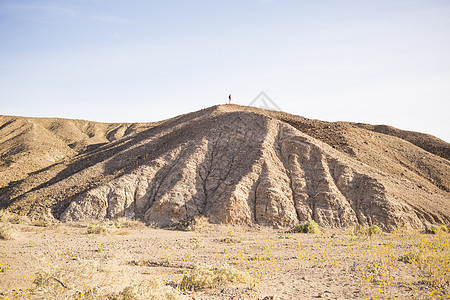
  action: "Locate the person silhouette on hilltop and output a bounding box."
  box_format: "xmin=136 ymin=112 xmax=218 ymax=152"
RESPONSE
xmin=228 ymin=94 xmax=231 ymax=104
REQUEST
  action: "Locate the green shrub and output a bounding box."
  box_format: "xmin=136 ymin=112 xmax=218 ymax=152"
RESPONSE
xmin=367 ymin=225 xmax=382 ymax=236
xmin=293 ymin=220 xmax=319 ymax=234
xmin=430 ymin=225 xmax=442 ymax=234
xmin=398 ymin=251 xmax=423 ymax=264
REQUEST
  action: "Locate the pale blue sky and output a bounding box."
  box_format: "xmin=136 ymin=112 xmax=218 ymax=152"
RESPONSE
xmin=1 ymin=0 xmax=449 ymax=141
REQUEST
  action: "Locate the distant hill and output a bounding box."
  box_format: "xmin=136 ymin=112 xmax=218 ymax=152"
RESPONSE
xmin=1 ymin=105 xmax=449 ymax=230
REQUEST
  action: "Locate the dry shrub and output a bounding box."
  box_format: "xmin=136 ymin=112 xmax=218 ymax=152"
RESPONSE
xmin=114 ymin=217 xmax=145 ymax=229
xmin=170 ymin=216 xmax=210 ymax=232
xmin=0 ymin=209 xmax=27 ymax=224
xmin=0 ymin=224 xmax=13 ymax=240
xmin=0 ymin=209 xmax=10 ymax=222
xmin=86 ymin=218 xmax=145 ymax=234
xmin=180 ymin=263 xmax=255 ymax=291
xmin=107 ymin=279 xmax=184 ymax=300
xmin=217 ymin=237 xmax=240 ymax=244
xmin=33 ymin=219 xmax=52 ymax=227
xmin=86 ymin=223 xmax=116 ymax=234
xmin=173 ymin=218 xmax=195 ymax=231
xmin=398 ymin=251 xmax=424 ymax=264
xmin=31 ymin=257 xmax=129 ymax=299
xmin=9 ymin=214 xmax=27 ymax=224
xmin=190 ymin=215 xmax=210 ymax=231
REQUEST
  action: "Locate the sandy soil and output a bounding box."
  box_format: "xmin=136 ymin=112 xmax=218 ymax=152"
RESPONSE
xmin=1 ymin=221 xmax=449 ymax=299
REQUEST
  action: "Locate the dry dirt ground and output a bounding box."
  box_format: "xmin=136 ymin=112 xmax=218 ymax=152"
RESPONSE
xmin=1 ymin=219 xmax=449 ymax=300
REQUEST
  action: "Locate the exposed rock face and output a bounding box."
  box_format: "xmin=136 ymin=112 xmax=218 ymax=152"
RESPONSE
xmin=1 ymin=105 xmax=449 ymax=230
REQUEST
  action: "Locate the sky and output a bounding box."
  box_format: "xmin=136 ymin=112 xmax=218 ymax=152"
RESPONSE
xmin=0 ymin=0 xmax=449 ymax=142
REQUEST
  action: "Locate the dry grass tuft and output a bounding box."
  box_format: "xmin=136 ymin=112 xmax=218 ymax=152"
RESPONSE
xmin=86 ymin=218 xmax=145 ymax=234
xmin=180 ymin=263 xmax=255 ymax=291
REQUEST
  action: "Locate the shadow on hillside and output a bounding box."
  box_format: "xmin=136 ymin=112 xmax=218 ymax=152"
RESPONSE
xmin=53 ymin=110 xmax=270 ymax=223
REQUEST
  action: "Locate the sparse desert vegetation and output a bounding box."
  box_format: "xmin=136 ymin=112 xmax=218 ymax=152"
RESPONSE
xmin=1 ymin=106 xmax=449 ymax=299
xmin=1 ymin=214 xmax=449 ymax=299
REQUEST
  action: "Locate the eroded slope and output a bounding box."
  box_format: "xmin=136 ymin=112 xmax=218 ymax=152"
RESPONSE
xmin=1 ymin=106 xmax=449 ymax=230
xmin=0 ymin=116 xmax=154 ymax=188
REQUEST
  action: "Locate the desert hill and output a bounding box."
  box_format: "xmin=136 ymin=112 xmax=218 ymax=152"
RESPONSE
xmin=0 ymin=115 xmax=158 ymax=187
xmin=0 ymin=105 xmax=449 ymax=230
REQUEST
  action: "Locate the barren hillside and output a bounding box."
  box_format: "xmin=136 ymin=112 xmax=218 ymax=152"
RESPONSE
xmin=0 ymin=105 xmax=449 ymax=230
xmin=0 ymin=115 xmax=156 ymax=188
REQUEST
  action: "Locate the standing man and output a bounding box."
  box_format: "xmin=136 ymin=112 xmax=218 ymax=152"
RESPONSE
xmin=228 ymin=94 xmax=231 ymax=104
